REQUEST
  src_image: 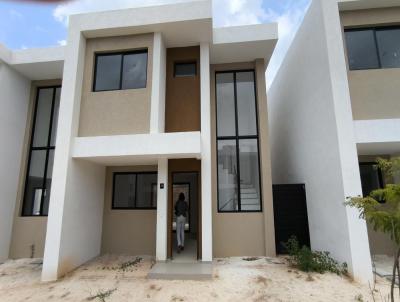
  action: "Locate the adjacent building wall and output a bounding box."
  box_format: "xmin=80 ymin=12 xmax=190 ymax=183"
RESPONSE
xmin=341 ymin=7 xmax=400 ymax=120
xmin=0 ymin=63 xmax=30 ymax=261
xmin=101 ymin=166 xmax=157 ymax=255
xmin=78 ymin=34 xmax=154 ymax=137
xmin=165 ymin=46 xmax=200 ymax=133
xmin=9 ymin=79 xmax=61 ymax=259
xmin=268 ymin=0 xmax=372 ymax=282
xmin=210 ymin=61 xmax=275 ymax=257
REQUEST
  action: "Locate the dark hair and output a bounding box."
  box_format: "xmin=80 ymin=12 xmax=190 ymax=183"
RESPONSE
xmin=178 ymin=193 xmax=185 ymax=201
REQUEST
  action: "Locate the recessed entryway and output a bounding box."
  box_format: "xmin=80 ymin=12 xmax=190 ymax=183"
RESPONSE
xmin=171 ymin=172 xmax=199 ymax=262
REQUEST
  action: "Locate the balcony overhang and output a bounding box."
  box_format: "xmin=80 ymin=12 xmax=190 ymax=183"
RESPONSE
xmin=354 ymin=119 xmax=400 ymax=155
xmin=72 ymin=131 xmax=201 ymax=166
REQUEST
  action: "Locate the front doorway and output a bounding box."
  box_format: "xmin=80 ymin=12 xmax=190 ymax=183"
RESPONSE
xmin=171 ymin=172 xmax=199 ymax=262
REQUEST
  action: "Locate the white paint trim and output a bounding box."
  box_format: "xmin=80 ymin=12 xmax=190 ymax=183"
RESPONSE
xmin=156 ymin=158 xmax=168 ymax=261
xmin=354 ymin=119 xmax=400 ymax=144
xmin=150 ymin=33 xmax=166 ymax=134
xmin=200 ymin=42 xmax=212 ymax=262
xmin=72 ymin=132 xmax=201 ymax=160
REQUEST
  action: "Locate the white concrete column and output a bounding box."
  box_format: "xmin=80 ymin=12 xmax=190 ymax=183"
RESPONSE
xmin=156 ymin=158 xmax=168 ymax=261
xmin=150 ymin=32 xmax=166 ymax=134
xmin=0 ymin=62 xmax=30 ymax=261
xmin=42 ymin=27 xmax=106 ymax=281
xmin=200 ymin=43 xmax=212 ymax=262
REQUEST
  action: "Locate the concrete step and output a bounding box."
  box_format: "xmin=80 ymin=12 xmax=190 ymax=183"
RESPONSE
xmin=148 ymin=262 xmax=213 ymax=280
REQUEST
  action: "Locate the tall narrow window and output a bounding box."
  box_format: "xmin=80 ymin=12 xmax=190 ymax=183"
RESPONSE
xmin=216 ymin=70 xmax=262 ymax=212
xmin=22 ymin=86 xmax=61 ymax=216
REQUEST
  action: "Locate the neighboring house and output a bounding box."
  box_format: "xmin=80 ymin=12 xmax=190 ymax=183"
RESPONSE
xmin=269 ymin=0 xmax=400 ymax=284
xmin=0 ymin=0 xmax=279 ymax=281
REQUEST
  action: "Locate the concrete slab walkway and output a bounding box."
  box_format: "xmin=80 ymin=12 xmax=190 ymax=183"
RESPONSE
xmin=148 ymin=262 xmax=213 ymax=280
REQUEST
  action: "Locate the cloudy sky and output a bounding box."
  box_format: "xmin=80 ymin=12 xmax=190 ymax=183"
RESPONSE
xmin=0 ymin=0 xmax=310 ymax=83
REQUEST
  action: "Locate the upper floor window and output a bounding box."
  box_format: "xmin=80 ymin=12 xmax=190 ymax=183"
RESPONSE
xmin=22 ymin=86 xmax=61 ymax=216
xmin=174 ymin=62 xmax=197 ymax=77
xmin=345 ymin=27 xmax=400 ymax=70
xmin=216 ymin=70 xmax=262 ymax=213
xmin=93 ymin=50 xmax=148 ymax=92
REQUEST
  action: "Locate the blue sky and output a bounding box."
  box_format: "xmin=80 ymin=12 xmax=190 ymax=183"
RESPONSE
xmin=0 ymin=0 xmax=310 ymax=81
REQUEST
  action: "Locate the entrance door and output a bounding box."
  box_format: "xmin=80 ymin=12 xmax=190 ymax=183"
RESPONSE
xmin=171 ymin=172 xmax=199 ymax=262
xmin=273 ymin=184 xmax=310 ymax=254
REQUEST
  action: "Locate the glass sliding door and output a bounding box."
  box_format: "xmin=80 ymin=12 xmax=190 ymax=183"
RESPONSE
xmin=22 ymin=86 xmax=61 ymax=216
xmin=216 ymin=70 xmax=262 ymax=212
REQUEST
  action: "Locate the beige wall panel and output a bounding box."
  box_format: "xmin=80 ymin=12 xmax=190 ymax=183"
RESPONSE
xmin=165 ymin=46 xmax=200 ymax=133
xmin=210 ymin=61 xmax=275 ymax=257
xmin=9 ymin=79 xmax=61 ymax=259
xmin=101 ymin=166 xmax=157 ymax=255
xmin=78 ymin=34 xmax=153 ymax=137
xmin=340 ymin=8 xmax=400 ymax=120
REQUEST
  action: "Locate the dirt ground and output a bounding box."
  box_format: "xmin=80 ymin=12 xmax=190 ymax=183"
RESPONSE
xmin=0 ymin=255 xmax=397 ymax=302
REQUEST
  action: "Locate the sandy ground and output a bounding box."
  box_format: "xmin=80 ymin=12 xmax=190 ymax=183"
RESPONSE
xmin=0 ymin=255 xmax=397 ymax=302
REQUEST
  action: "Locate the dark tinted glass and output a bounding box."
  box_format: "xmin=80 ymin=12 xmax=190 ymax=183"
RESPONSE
xmin=121 ymin=52 xmax=148 ymax=89
xmin=113 ymin=174 xmax=136 ymax=208
xmin=359 ymin=164 xmax=382 ymax=197
xmin=32 ymin=88 xmax=53 ymax=147
xmin=42 ymin=149 xmax=54 ymax=215
xmin=22 ymin=150 xmax=47 ymax=216
xmin=236 ymin=72 xmax=257 ymax=136
xmin=216 ymin=73 xmax=236 ymax=137
xmin=345 ymin=30 xmax=380 ymax=70
xmin=94 ymin=54 xmax=122 ymax=91
xmin=239 ymin=139 xmax=261 ymax=211
xmin=174 ymin=62 xmax=196 ymax=77
xmin=50 ymin=87 xmax=61 ymax=146
xmin=376 ymin=28 xmax=400 ymax=68
xmin=136 ymin=173 xmax=157 ymax=208
xmin=217 ymin=140 xmax=238 ymax=212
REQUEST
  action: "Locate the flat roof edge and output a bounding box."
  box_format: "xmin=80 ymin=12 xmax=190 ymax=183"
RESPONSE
xmin=213 ymin=23 xmax=278 ymax=45
xmin=338 ymin=0 xmax=400 ymax=11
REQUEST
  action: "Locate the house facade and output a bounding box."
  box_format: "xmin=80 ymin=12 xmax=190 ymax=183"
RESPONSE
xmin=269 ymin=0 xmax=400 ymax=284
xmin=0 ymin=0 xmax=279 ymax=281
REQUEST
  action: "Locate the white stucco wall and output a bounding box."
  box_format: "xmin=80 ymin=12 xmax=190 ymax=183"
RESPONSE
xmin=268 ymin=0 xmax=372 ymax=283
xmin=0 ymin=63 xmax=30 ymax=261
xmin=42 ymin=28 xmax=106 ymax=281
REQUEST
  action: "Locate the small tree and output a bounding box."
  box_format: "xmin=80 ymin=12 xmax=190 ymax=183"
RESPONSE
xmin=346 ymin=157 xmax=400 ymax=302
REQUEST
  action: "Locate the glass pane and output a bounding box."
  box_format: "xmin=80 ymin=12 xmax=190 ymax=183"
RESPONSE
xmin=236 ymin=72 xmax=257 ymax=136
xmin=50 ymin=88 xmax=61 ymax=147
xmin=376 ymin=28 xmax=400 ymax=68
xmin=359 ymin=164 xmax=382 ymax=196
xmin=136 ymin=173 xmax=157 ymax=208
xmin=175 ymin=63 xmax=196 ymax=77
xmin=22 ymin=150 xmax=46 ymax=216
xmin=216 ymin=73 xmax=236 ymax=137
xmin=42 ymin=150 xmax=54 ymax=215
xmin=113 ymin=174 xmax=136 ymax=208
xmin=94 ymin=54 xmax=122 ymax=91
xmin=121 ymin=52 xmax=148 ymax=89
xmin=239 ymin=139 xmax=261 ymax=211
xmin=32 ymin=88 xmax=53 ymax=147
xmin=217 ymin=140 xmax=238 ymax=211
xmin=345 ymin=30 xmax=380 ymax=70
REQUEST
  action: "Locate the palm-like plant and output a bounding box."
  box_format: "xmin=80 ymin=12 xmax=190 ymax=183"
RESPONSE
xmin=346 ymin=157 xmax=400 ymax=302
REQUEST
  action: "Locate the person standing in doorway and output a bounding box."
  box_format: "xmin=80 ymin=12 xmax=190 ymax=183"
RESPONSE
xmin=175 ymin=192 xmax=188 ymax=253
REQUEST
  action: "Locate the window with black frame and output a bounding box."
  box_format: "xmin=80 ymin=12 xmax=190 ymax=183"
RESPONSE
xmin=22 ymin=86 xmax=61 ymax=216
xmin=112 ymin=172 xmax=157 ymax=209
xmin=216 ymin=70 xmax=262 ymax=212
xmin=359 ymin=162 xmax=384 ymax=200
xmin=93 ymin=49 xmax=148 ymax=92
xmin=345 ymin=27 xmax=400 ymax=70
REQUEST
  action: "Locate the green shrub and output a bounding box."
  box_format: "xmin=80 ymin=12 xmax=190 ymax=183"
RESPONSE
xmin=284 ymin=236 xmax=347 ymax=275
